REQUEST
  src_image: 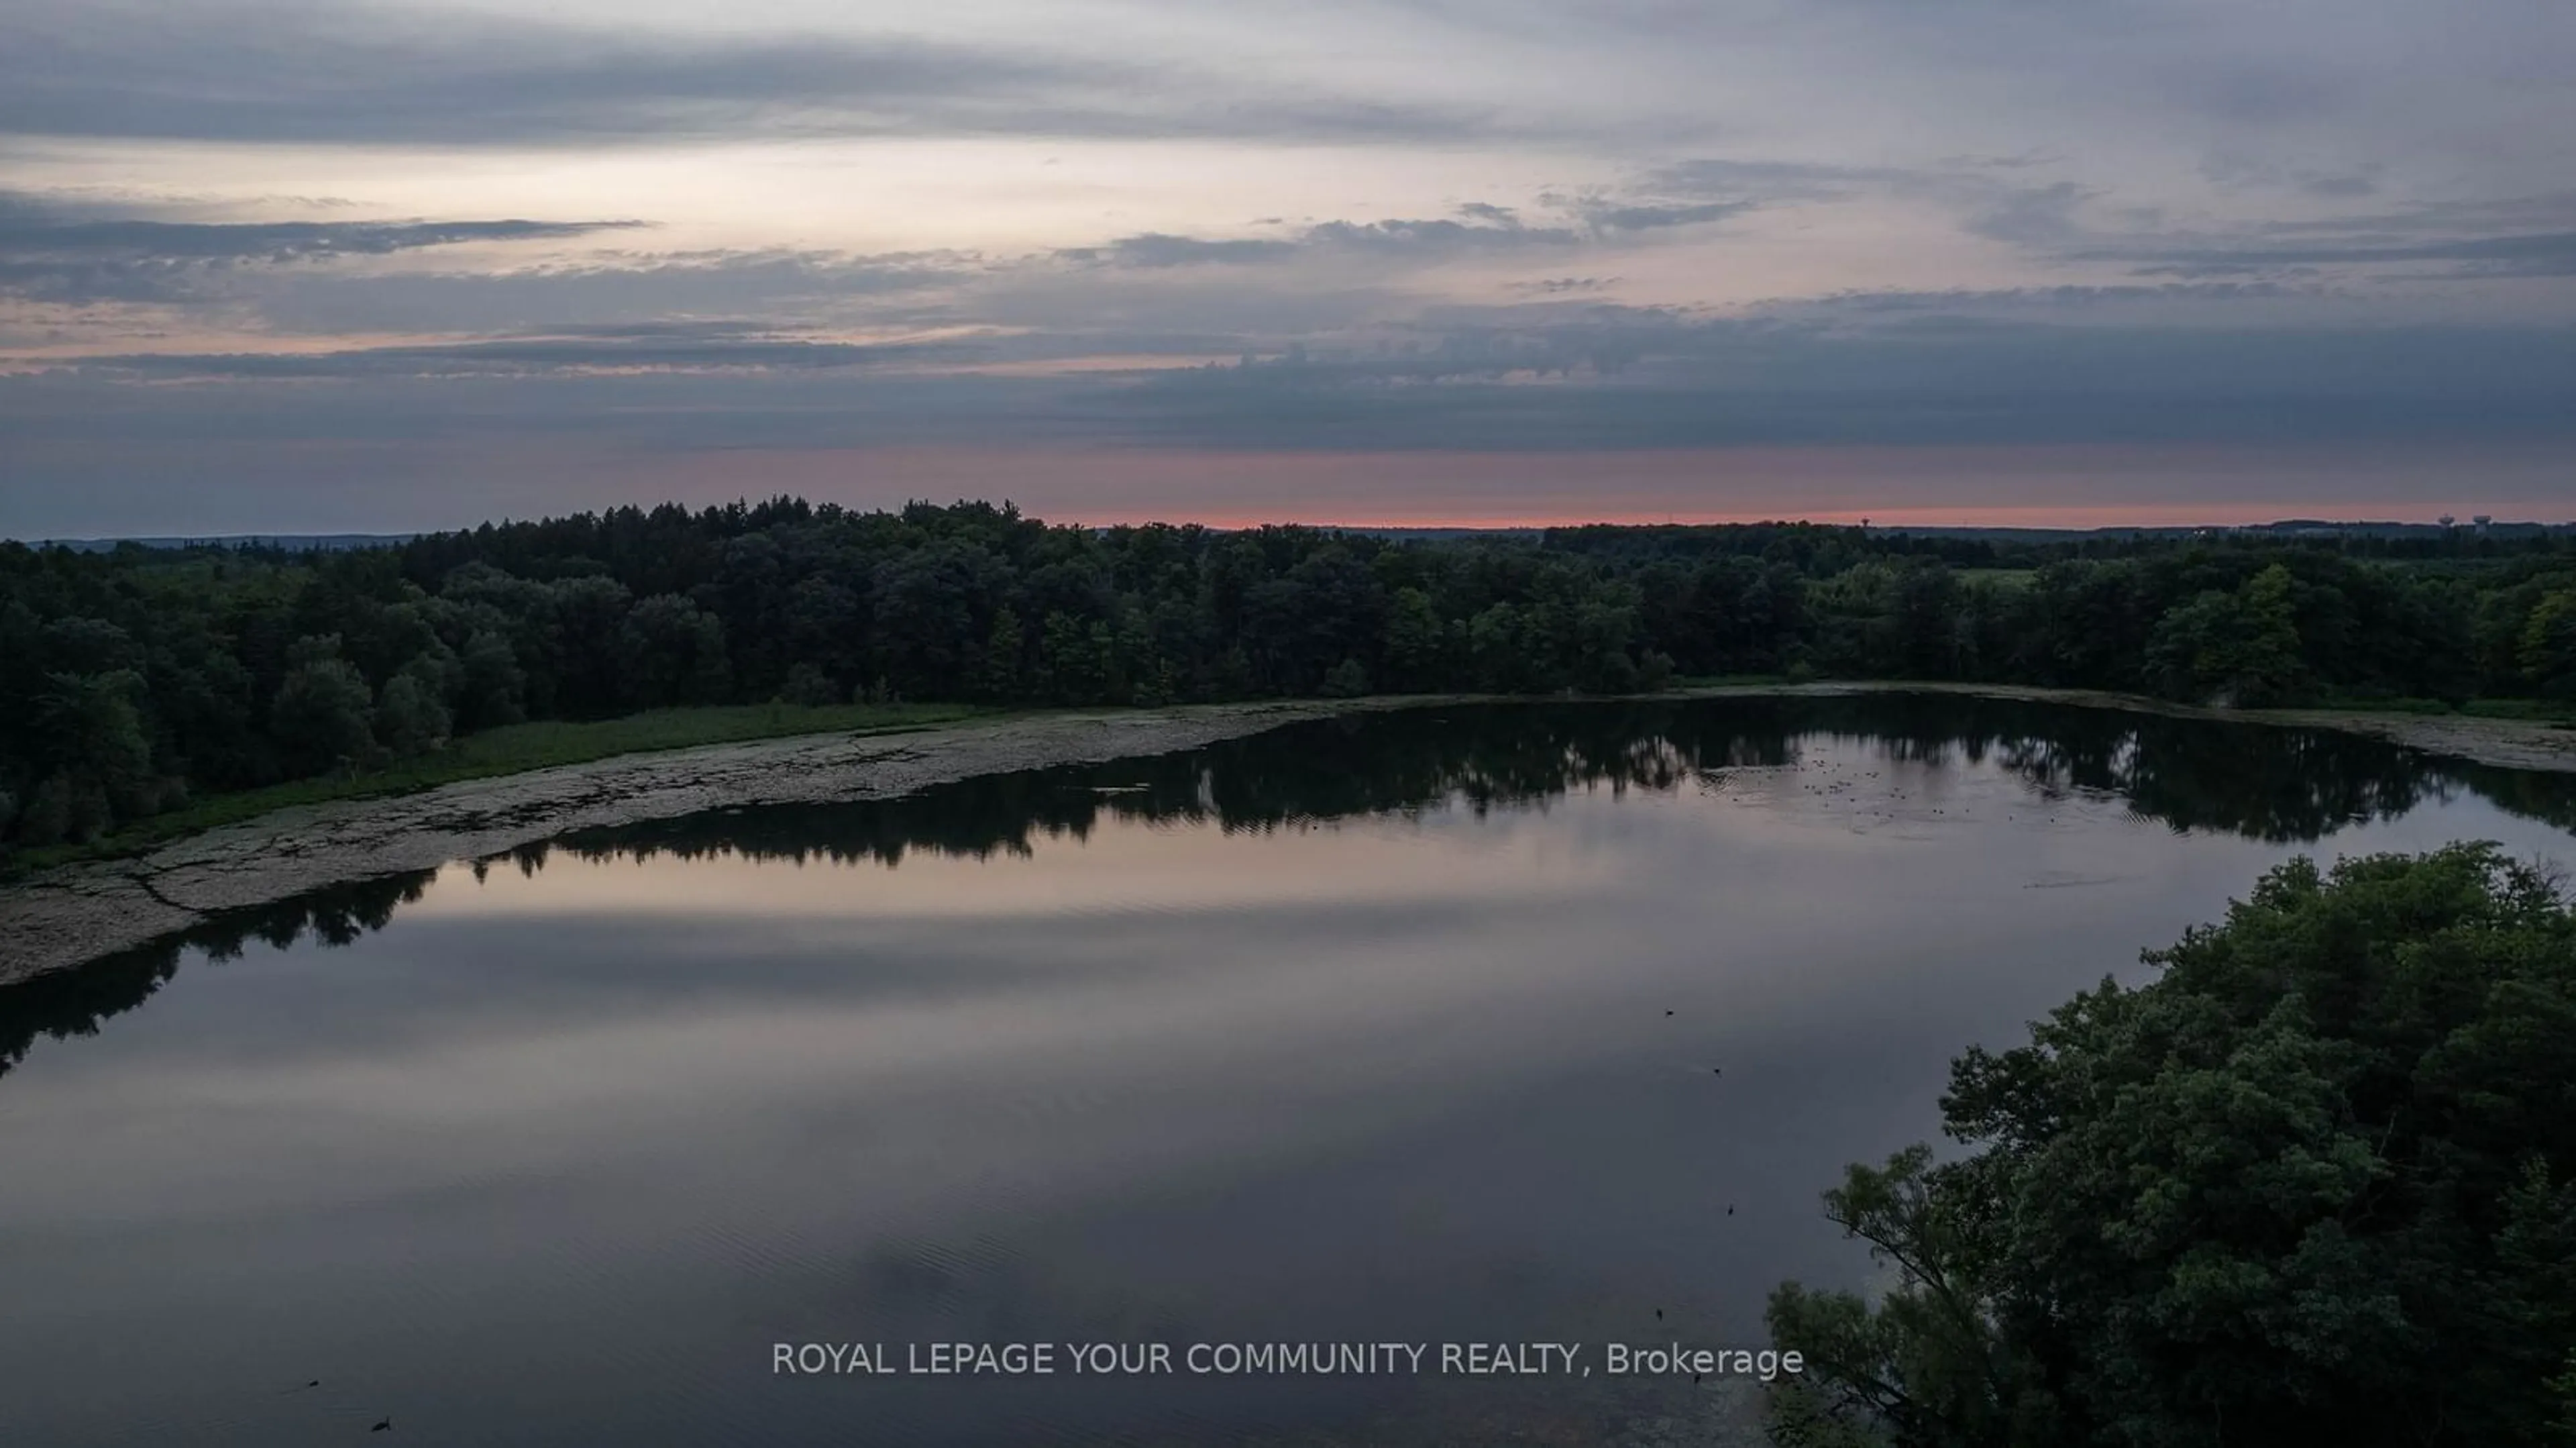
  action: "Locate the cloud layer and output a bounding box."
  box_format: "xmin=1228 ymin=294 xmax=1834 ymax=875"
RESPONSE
xmin=2 ymin=0 xmax=2572 ymax=533
xmin=1 ymin=0 xmax=1518 ymax=148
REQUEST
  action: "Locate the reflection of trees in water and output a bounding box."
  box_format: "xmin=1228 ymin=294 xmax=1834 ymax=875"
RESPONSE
xmin=545 ymin=703 xmax=1786 ymax=873
xmin=9 ymin=694 xmax=2576 ymax=1078
xmin=0 ymin=871 xmax=435 ymax=1080
xmin=2451 ymin=761 xmax=2576 ymax=837
xmin=1947 ymin=705 xmax=2454 ymax=844
xmin=555 ymin=696 xmax=2576 ymax=866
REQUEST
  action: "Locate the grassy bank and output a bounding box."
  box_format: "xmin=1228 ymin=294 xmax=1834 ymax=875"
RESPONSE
xmin=4 ymin=701 xmax=990 ymax=878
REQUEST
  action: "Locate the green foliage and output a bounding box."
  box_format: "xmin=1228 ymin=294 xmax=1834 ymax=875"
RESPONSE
xmin=618 ymin=592 xmax=730 ymax=708
xmin=0 ymin=502 xmax=2563 ymax=855
xmin=978 ymin=604 xmax=1026 ymax=703
xmin=2 ymin=701 xmax=980 ymax=874
xmin=1036 ymin=609 xmax=1114 ymax=703
xmin=372 ymin=672 xmax=451 ymax=758
xmin=1770 ymin=845 xmax=2576 ymax=1447
xmin=2522 ymin=590 xmax=2576 ymax=698
xmin=457 ymin=630 xmax=528 ymax=728
xmin=268 ymin=635 xmax=380 ymax=776
xmin=17 ymin=666 xmax=170 ymax=845
xmin=2145 ymin=564 xmax=2309 ymax=705
xmin=774 ymin=663 xmax=842 ymax=708
xmin=1768 ymin=1146 xmax=2039 ymax=1448
xmin=31 ymin=669 xmax=160 ymax=830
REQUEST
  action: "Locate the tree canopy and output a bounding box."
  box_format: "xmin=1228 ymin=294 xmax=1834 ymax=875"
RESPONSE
xmin=1770 ymin=844 xmax=2576 ymax=1447
xmin=1 ymin=499 xmax=2567 ymax=857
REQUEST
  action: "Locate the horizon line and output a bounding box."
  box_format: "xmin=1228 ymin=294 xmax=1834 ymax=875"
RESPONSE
xmin=15 ymin=509 xmax=2551 ymax=548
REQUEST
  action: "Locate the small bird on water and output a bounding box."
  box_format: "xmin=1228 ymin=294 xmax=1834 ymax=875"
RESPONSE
xmin=371 ymin=1420 xmax=392 ymax=1434
xmin=1727 ymin=1205 xmax=1736 ymax=1217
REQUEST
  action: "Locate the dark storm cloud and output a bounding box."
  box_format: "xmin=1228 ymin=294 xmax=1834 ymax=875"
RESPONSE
xmin=0 ymin=0 xmax=1506 ymax=147
xmin=0 ymin=191 xmax=643 ymax=303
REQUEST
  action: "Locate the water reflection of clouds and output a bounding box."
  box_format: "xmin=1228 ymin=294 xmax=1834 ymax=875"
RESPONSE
xmin=3 ymin=876 xmax=1639 ymax=1218
xmin=9 ymin=698 xmax=2576 ymax=1445
xmin=21 ymin=723 xmax=2531 ymax=1233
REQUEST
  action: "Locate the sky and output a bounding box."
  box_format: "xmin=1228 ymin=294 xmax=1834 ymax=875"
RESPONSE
xmin=3 ymin=0 xmax=2574 ymax=537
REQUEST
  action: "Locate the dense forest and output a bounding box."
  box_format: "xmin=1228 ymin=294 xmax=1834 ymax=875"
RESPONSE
xmin=6 ymin=497 xmax=2576 ymax=855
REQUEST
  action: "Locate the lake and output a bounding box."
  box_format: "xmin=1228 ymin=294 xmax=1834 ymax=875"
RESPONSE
xmin=5 ymin=695 xmax=2574 ymax=1447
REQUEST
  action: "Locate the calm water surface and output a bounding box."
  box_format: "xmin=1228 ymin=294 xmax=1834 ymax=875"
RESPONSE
xmin=5 ymin=696 xmax=2575 ymax=1446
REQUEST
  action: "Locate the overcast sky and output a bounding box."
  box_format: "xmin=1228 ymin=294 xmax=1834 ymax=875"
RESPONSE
xmin=4 ymin=0 xmax=2573 ymax=535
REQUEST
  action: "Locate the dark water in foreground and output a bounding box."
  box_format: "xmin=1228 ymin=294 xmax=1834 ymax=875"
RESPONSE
xmin=5 ymin=695 xmax=2576 ymax=1447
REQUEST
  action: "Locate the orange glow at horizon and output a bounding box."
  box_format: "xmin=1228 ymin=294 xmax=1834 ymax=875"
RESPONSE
xmin=599 ymin=443 xmax=2572 ymax=533
xmin=21 ymin=435 xmax=2563 ymax=539
xmin=1040 ymin=502 xmax=2470 ymax=531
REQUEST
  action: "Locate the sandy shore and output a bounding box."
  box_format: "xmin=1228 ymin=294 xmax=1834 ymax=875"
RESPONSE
xmin=6 ymin=684 xmax=2574 ymax=988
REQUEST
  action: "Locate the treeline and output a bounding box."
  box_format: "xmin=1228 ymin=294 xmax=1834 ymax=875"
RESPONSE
xmin=5 ymin=497 xmax=2575 ymax=853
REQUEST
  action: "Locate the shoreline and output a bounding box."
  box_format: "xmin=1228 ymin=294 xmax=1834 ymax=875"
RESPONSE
xmin=7 ymin=684 xmax=2575 ymax=989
